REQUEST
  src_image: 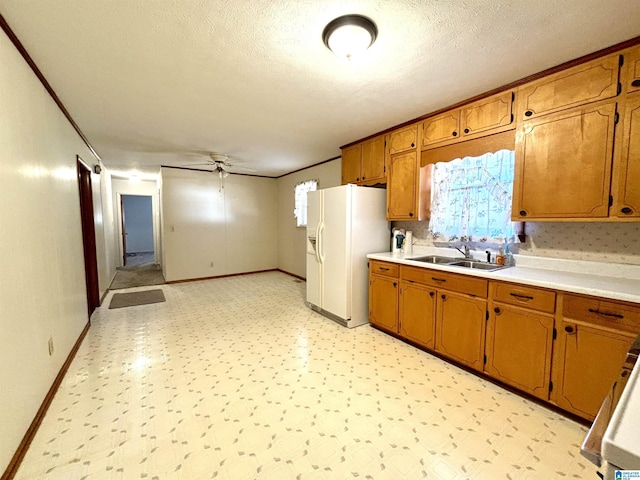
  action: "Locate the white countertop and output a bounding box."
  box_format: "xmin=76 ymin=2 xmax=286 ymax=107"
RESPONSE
xmin=602 ymin=359 xmax=640 ymax=470
xmin=367 ymin=247 xmax=640 ymax=304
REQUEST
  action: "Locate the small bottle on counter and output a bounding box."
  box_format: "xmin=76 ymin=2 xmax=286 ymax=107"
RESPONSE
xmin=496 ymin=246 xmax=505 ymax=266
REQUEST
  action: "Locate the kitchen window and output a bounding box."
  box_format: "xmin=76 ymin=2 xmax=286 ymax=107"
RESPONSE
xmin=428 ymin=149 xmax=519 ymax=246
xmin=294 ymin=179 xmax=317 ymax=227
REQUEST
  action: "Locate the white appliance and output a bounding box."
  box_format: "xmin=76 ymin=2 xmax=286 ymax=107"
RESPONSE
xmin=306 ymin=184 xmax=389 ymax=328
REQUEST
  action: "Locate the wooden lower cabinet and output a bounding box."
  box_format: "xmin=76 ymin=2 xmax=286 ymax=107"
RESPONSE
xmin=369 ymin=274 xmax=399 ymax=332
xmin=435 ymin=291 xmax=487 ymax=371
xmin=553 ymin=320 xmax=634 ymax=420
xmin=399 ymin=281 xmax=436 ymax=349
xmin=485 ymin=303 xmax=554 ymax=399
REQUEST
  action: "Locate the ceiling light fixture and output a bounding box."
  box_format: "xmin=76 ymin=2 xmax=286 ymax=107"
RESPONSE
xmin=322 ymin=14 xmax=378 ymax=60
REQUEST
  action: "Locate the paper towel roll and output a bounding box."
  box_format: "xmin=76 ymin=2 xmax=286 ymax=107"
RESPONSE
xmin=405 ymin=231 xmax=413 ymax=255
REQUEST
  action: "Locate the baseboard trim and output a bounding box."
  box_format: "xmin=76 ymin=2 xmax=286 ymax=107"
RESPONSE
xmin=165 ymin=269 xmax=279 ymax=284
xmin=1 ymin=321 xmax=91 ymax=480
xmin=276 ymin=269 xmax=306 ymax=281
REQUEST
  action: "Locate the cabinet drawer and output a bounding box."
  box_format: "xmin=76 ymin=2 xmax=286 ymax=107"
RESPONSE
xmin=518 ymin=54 xmax=620 ymax=120
xmin=401 ymin=266 xmax=487 ymax=298
xmin=563 ymin=294 xmax=640 ymax=334
xmin=370 ymin=260 xmax=399 ymax=278
xmin=492 ymin=282 xmax=556 ymax=313
xmin=388 ymin=125 xmax=418 ymax=154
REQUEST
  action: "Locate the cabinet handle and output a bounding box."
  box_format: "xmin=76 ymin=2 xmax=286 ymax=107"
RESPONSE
xmin=379 ymin=267 xmax=390 ymax=271
xmin=588 ymin=308 xmax=624 ymax=319
xmin=632 ymin=79 xmax=640 ymax=87
xmin=464 ymin=128 xmax=470 ymax=134
xmin=356 ymin=178 xmax=360 ymax=181
xmin=441 ymin=294 xmax=446 ymax=300
xmin=621 ymin=207 xmax=633 ymax=214
xmin=409 ymin=212 xmax=414 ymax=217
xmin=432 ymin=277 xmax=447 ymax=283
xmin=429 ymin=292 xmax=434 ymax=297
xmin=564 ymin=325 xmax=575 ymax=334
xmin=510 ymin=293 xmax=534 ymax=301
xmin=519 ymin=210 xmax=527 ymax=216
xmin=411 ymin=142 xmax=415 ymax=148
xmin=494 ymin=307 xmax=501 ymax=314
xmin=524 ymin=110 xmax=533 ymax=117
xmin=452 ymin=131 xmax=458 ymax=137
xmin=407 ymin=279 xmax=415 ymax=283
xmin=393 ymin=282 xmax=397 ymax=287
xmin=362 ymin=176 xmax=366 ymax=180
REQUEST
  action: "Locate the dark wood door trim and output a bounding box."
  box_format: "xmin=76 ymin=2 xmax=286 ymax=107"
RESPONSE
xmin=77 ymin=157 xmax=100 ymax=317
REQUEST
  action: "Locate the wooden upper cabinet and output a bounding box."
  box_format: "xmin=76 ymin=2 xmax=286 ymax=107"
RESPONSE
xmin=360 ymin=135 xmax=386 ymax=183
xmin=626 ymin=46 xmax=640 ymax=93
xmin=461 ymin=91 xmax=514 ymax=137
xmin=341 ymin=144 xmax=361 ymax=184
xmin=517 ymin=54 xmax=621 ymax=120
xmin=388 ymin=124 xmax=418 ymax=155
xmin=615 ymin=91 xmax=640 ymax=217
xmin=512 ymin=100 xmax=617 ymax=220
xmin=386 ymin=150 xmax=417 ymax=220
xmin=422 ymin=112 xmax=460 ymax=147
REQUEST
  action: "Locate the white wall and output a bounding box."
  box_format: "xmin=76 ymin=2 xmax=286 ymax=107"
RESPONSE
xmin=276 ymin=159 xmax=342 ymax=278
xmin=0 ymin=29 xmax=109 ymax=473
xmin=160 ymin=168 xmax=278 ymax=282
xmin=111 ymin=178 xmax=159 ymax=267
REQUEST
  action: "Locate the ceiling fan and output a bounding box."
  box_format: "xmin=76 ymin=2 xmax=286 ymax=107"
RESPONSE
xmin=183 ymin=152 xmax=255 ymax=178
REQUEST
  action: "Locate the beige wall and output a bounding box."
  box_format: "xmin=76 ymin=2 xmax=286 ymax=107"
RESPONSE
xmin=160 ymin=168 xmax=278 ymax=282
xmin=0 ymin=29 xmax=109 ymax=473
xmin=276 ymin=159 xmax=342 ymax=278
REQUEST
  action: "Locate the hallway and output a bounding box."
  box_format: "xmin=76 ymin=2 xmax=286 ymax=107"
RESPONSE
xmin=15 ymin=272 xmax=595 ymax=479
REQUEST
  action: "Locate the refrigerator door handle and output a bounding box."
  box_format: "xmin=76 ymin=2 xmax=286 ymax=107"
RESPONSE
xmin=318 ymin=222 xmax=325 ymax=264
xmin=315 ymin=222 xmax=321 ymax=263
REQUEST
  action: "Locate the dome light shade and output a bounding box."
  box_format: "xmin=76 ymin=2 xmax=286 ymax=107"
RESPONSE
xmin=323 ymin=15 xmax=378 ymax=60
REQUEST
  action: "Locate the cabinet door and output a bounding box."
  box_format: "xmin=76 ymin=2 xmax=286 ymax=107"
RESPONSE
xmin=626 ymin=46 xmax=640 ymax=93
xmin=388 ymin=125 xmax=417 ymax=155
xmin=422 ymin=111 xmax=460 ymax=147
xmin=341 ymin=144 xmax=361 ymax=184
xmin=399 ymin=281 xmax=436 ymax=349
xmin=554 ymin=322 xmax=634 ymax=420
xmin=614 ymin=92 xmax=640 ymax=217
xmin=485 ymin=304 xmax=554 ymax=399
xmin=386 ymin=151 xmax=417 ymax=220
xmin=512 ymin=101 xmax=616 ymax=220
xmin=369 ymin=274 xmax=398 ymax=332
xmin=461 ymin=91 xmax=513 ymax=138
xmin=435 ymin=292 xmax=486 ymax=371
xmin=518 ymin=54 xmax=620 ymax=120
xmin=361 ymin=135 xmax=386 ymax=183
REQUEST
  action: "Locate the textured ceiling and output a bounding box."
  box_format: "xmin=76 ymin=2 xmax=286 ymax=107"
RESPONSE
xmin=2 ymin=0 xmax=640 ymax=177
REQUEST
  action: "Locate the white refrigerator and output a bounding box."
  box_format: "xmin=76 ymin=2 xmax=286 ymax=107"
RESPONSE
xmin=306 ymin=184 xmax=389 ymax=328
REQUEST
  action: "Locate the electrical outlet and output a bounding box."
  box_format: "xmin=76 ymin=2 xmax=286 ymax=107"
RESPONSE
xmin=48 ymin=337 xmax=54 ymax=356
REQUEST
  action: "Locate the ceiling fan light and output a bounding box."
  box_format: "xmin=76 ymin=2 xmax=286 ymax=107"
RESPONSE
xmin=323 ymin=14 xmax=377 ymax=60
xmin=218 ymin=167 xmax=229 ymax=179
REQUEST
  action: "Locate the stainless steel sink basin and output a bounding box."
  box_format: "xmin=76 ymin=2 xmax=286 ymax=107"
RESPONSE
xmin=409 ymin=255 xmax=462 ymax=264
xmin=449 ymin=260 xmax=507 ymax=271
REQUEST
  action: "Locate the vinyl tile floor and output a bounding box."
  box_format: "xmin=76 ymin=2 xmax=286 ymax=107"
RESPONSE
xmin=14 ymin=272 xmax=597 ymax=479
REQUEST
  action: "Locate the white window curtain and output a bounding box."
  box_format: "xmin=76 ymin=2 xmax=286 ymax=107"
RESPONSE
xmin=428 ymin=150 xmax=518 ymax=246
xmin=294 ymin=179 xmax=317 ymax=227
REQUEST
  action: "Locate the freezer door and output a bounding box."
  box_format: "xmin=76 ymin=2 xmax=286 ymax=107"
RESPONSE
xmin=320 ymin=186 xmax=350 ymax=319
xmin=306 ymin=190 xmax=322 ymax=308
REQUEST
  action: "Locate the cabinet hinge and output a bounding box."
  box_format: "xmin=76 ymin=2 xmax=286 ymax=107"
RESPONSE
xmin=615 ymin=112 xmax=620 ymax=125
xmin=511 ymin=92 xmax=515 ymax=102
xmin=549 ymin=381 xmax=554 ymax=392
xmin=609 ymin=195 xmax=614 ymax=207
xmin=618 ymin=82 xmax=622 ymax=96
xmin=485 ymin=310 xmax=489 ymax=320
xmin=510 ymin=113 xmax=514 ymax=123
xmin=483 ymin=355 xmax=487 ymax=365
xmin=552 ymin=328 xmax=557 ymax=340
xmin=619 ymin=54 xmax=624 ymax=67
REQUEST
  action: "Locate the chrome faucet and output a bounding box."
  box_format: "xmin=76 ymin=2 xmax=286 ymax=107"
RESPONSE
xmin=455 ymin=245 xmax=472 ymax=259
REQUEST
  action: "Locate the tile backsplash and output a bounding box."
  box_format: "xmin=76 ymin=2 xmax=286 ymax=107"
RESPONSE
xmin=392 ymin=220 xmax=640 ymax=266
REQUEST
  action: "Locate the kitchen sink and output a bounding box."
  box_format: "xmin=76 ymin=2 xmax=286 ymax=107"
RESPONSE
xmin=409 ymin=255 xmax=462 ymax=264
xmin=449 ymin=260 xmax=507 ymax=271
xmin=409 ymin=255 xmax=508 ymax=271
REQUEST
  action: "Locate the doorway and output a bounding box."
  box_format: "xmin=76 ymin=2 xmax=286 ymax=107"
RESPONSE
xmin=120 ymin=194 xmax=154 ymax=267
xmin=76 ymin=157 xmax=100 ymax=317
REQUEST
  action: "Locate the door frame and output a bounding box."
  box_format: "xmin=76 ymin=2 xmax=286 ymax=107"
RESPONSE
xmin=76 ymin=156 xmax=100 ymax=317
